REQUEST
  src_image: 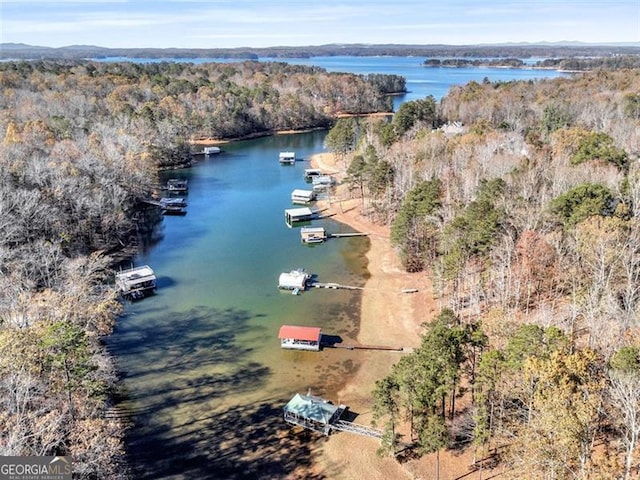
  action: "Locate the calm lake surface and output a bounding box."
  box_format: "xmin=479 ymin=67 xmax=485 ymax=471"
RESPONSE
xmin=105 ymin=57 xmax=568 ymax=479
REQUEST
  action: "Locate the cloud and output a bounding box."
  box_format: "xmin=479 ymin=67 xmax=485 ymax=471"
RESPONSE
xmin=2 ymin=0 xmax=638 ymax=48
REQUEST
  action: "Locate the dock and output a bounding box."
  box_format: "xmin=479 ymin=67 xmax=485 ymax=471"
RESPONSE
xmin=331 ymin=420 xmax=384 ymax=439
xmin=301 ymin=226 xmax=327 ymax=243
xmin=203 ymin=146 xmax=221 ymax=155
xmin=328 ymin=232 xmax=369 ymax=239
xmin=333 ymin=343 xmax=405 ymax=352
xmin=285 ymin=207 xmax=319 ymax=226
xmin=311 ymin=282 xmax=363 ymax=291
xmin=300 ymin=227 xmax=368 ymax=244
xmin=115 ymin=265 xmax=157 ymax=299
xmin=279 ymin=151 xmax=296 ymax=165
xmin=283 ymin=392 xmax=383 ymax=439
xmin=140 ymin=197 xmax=188 ymax=215
xmin=163 ymin=178 xmax=188 ymax=193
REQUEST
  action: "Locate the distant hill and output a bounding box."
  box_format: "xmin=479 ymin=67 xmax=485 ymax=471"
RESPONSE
xmin=1 ymin=42 xmax=639 ymax=61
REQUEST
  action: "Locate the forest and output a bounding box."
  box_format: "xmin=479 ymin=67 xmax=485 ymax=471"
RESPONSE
xmin=424 ymin=55 xmax=640 ymax=70
xmin=2 ymin=54 xmax=640 ymax=478
xmin=3 ymin=42 xmax=639 ymax=61
xmin=0 ymin=59 xmax=397 ymax=477
xmin=325 ymin=68 xmax=640 ymax=479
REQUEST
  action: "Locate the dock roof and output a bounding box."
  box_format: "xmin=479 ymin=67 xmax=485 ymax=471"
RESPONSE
xmin=300 ymin=226 xmax=325 ymax=234
xmin=291 ymin=189 xmax=314 ymax=196
xmin=115 ymin=265 xmax=156 ymax=282
xmin=284 ymin=393 xmax=339 ymax=424
xmin=278 ymin=325 xmax=321 ymax=341
xmin=284 ymin=207 xmax=314 ymax=217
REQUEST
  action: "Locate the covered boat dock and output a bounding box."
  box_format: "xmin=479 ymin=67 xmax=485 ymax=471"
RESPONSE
xmin=279 ymin=151 xmax=296 ymax=164
xmin=304 ymin=168 xmax=323 ymax=182
xmin=164 ymin=178 xmax=188 ymax=193
xmin=115 ymin=265 xmax=157 ymax=298
xmin=283 ymin=392 xmax=384 ymax=439
xmin=278 ymin=269 xmax=311 ymax=291
xmin=283 ymin=392 xmax=345 ymax=435
xmin=284 ymin=207 xmax=317 ymax=226
xmin=203 ymin=146 xmax=221 ymax=155
xmin=291 ymin=189 xmax=317 ymax=205
xmin=300 ymin=226 xmax=327 ymax=243
xmin=278 ymin=325 xmax=322 ymax=351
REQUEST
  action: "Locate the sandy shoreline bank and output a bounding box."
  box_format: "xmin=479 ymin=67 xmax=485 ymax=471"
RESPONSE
xmin=307 ymin=152 xmax=435 ymax=479
xmin=306 ymin=152 xmax=495 ymax=480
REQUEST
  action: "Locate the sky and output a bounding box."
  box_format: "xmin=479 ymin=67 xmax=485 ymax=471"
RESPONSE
xmin=1 ymin=0 xmax=639 ymax=49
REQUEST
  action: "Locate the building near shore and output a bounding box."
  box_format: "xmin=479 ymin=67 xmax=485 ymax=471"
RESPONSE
xmin=284 ymin=207 xmax=317 ymax=226
xmin=278 ymin=325 xmax=321 ymax=351
xmin=283 ymin=392 xmax=346 ymax=435
xmin=291 ymin=189 xmax=316 ymax=205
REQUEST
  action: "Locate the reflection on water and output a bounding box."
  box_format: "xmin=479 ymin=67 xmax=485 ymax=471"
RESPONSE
xmin=106 ymin=58 xmax=567 ymax=478
xmin=107 ymin=131 xmax=370 ymax=478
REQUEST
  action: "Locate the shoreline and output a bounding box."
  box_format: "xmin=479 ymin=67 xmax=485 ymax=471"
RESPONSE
xmin=189 ymin=127 xmax=328 ymax=146
xmin=308 ymin=152 xmax=434 ymax=479
xmin=308 ymin=152 xmax=496 ymax=479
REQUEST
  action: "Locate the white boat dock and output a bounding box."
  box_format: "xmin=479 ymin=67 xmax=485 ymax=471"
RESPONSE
xmin=291 ymin=189 xmax=317 ymax=205
xmin=284 ymin=207 xmax=318 ymax=226
xmin=300 ymin=227 xmax=368 ymax=243
xmin=304 ymin=168 xmax=323 ymax=181
xmin=301 ymin=226 xmax=327 ymax=243
xmin=163 ymin=178 xmax=188 ymax=192
xmin=278 ymin=269 xmax=311 ymax=291
xmin=115 ymin=265 xmax=157 ymax=298
xmin=279 ymin=151 xmax=296 ymax=164
xmin=203 ymin=146 xmax=221 ymax=155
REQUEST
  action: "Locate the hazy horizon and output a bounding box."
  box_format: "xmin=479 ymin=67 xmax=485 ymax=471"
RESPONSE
xmin=3 ymin=40 xmax=640 ymax=51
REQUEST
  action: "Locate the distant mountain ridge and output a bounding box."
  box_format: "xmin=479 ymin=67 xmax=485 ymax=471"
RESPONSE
xmin=2 ymin=42 xmax=639 ymax=60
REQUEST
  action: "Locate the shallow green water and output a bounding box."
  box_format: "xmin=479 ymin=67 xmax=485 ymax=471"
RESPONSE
xmin=104 ymin=57 xmax=569 ymax=479
xmin=107 ymin=131 xmax=371 ymax=478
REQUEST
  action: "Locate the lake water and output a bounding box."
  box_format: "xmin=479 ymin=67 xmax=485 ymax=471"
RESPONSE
xmin=108 ymin=131 xmax=370 ymax=479
xmin=105 ymin=57 xmax=567 ymax=479
xmin=260 ymin=56 xmax=567 ymax=106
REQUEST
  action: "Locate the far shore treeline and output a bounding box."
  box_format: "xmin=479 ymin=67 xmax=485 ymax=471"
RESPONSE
xmin=425 ymin=54 xmax=640 ymax=70
xmin=2 ymin=52 xmax=640 ymax=478
xmin=2 ymin=42 xmax=640 ymax=61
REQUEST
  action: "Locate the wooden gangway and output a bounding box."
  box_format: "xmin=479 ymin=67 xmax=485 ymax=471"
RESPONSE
xmin=328 ymin=232 xmax=369 ymax=238
xmin=311 ymin=282 xmax=364 ymax=291
xmin=310 ymin=281 xmax=418 ymax=294
xmin=333 ymin=343 xmax=405 ymax=352
xmin=331 ymin=420 xmax=384 ymax=439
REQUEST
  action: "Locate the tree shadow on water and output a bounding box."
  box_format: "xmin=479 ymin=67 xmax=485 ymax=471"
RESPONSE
xmin=108 ymin=305 xmax=329 ymax=479
xmin=127 ymin=399 xmax=332 ymax=479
